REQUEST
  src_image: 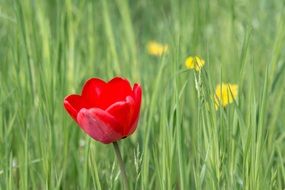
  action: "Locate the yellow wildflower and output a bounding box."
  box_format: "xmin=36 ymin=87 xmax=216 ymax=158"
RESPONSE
xmin=185 ymin=56 xmax=205 ymax=71
xmin=214 ymin=83 xmax=238 ymax=110
xmin=147 ymin=41 xmax=168 ymax=56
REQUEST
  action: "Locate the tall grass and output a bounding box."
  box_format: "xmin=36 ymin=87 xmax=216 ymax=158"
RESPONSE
xmin=0 ymin=0 xmax=285 ymax=189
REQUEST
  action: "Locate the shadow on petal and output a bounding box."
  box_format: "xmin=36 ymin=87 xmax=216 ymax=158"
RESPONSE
xmin=77 ymin=108 xmax=123 ymax=144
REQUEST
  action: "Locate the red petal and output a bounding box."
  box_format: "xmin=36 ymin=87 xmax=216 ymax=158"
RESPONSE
xmin=77 ymin=108 xmax=123 ymax=144
xmin=127 ymin=84 xmax=142 ymax=136
xmin=98 ymin=77 xmax=132 ymax=109
xmin=81 ymin=78 xmax=106 ymax=108
xmin=64 ymin=95 xmax=86 ymax=122
xmin=106 ymin=96 xmax=135 ymax=136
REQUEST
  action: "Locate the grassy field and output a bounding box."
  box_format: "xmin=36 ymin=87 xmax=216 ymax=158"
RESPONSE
xmin=1 ymin=0 xmax=285 ymax=189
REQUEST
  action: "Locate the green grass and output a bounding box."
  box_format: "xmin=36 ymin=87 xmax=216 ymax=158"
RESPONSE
xmin=1 ymin=0 xmax=285 ymax=189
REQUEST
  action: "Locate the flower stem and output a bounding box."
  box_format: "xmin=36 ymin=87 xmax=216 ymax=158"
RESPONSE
xmin=113 ymin=141 xmax=129 ymax=190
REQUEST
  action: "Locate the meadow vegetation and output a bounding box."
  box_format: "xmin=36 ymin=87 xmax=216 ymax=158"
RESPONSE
xmin=0 ymin=0 xmax=285 ymax=189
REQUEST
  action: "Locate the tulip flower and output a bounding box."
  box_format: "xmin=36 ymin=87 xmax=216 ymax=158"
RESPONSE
xmin=147 ymin=41 xmax=168 ymax=56
xmin=64 ymin=77 xmax=142 ymax=144
xmin=64 ymin=77 xmax=142 ymax=189
xmin=214 ymin=83 xmax=238 ymax=110
xmin=185 ymin=56 xmax=205 ymax=71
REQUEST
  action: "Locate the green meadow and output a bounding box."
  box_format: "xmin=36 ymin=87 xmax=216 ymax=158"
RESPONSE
xmin=1 ymin=0 xmax=285 ymax=189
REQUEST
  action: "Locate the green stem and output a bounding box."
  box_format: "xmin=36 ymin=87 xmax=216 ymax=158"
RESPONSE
xmin=113 ymin=142 xmax=129 ymax=190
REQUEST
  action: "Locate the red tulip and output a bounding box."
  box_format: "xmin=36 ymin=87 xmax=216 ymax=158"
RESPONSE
xmin=64 ymin=77 xmax=142 ymax=144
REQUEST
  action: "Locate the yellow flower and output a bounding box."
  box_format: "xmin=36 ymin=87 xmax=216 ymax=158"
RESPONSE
xmin=147 ymin=41 xmax=168 ymax=56
xmin=214 ymin=83 xmax=238 ymax=110
xmin=185 ymin=56 xmax=205 ymax=71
